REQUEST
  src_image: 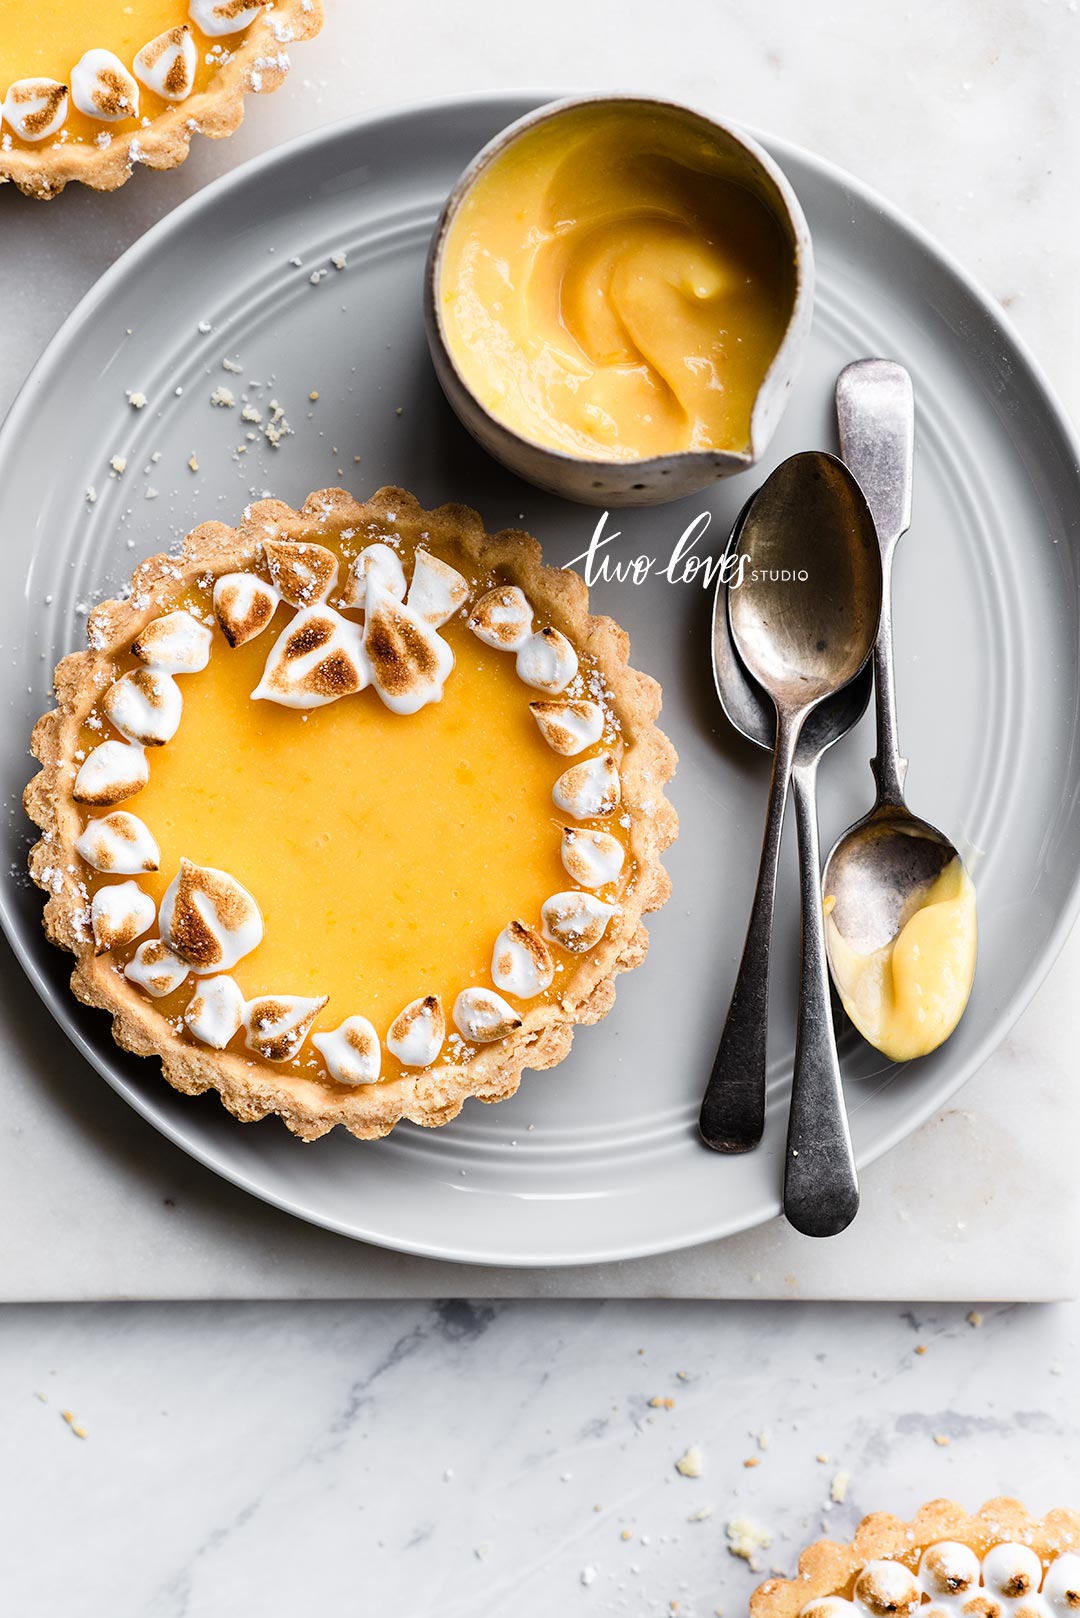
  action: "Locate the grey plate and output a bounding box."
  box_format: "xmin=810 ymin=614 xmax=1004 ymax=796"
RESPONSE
xmin=2 ymin=92 xmax=1079 ymax=1267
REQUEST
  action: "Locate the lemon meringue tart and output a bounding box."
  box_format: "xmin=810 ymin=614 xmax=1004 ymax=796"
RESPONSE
xmin=752 ymin=1500 xmax=1080 ymax=1618
xmin=0 ymin=0 xmax=323 ymax=199
xmin=25 ymin=486 xmax=677 ymax=1140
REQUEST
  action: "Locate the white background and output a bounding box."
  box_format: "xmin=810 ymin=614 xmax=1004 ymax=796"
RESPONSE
xmin=2 ymin=0 xmax=1079 ymax=1611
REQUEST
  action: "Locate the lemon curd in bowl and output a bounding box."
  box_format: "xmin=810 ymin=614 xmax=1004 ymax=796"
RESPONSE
xmin=427 ymin=97 xmax=813 ymax=505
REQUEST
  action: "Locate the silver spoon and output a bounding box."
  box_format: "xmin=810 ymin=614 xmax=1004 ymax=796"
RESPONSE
xmin=699 ymin=452 xmax=882 ymax=1155
xmin=711 ymin=498 xmax=870 ymax=1234
xmin=824 ymin=362 xmax=970 ymax=1033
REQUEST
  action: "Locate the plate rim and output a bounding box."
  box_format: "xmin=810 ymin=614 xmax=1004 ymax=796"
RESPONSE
xmin=3 ymin=88 xmax=1080 ymax=1267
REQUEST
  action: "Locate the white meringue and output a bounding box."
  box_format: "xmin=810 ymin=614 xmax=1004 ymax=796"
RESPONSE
xmin=2 ymin=79 xmax=68 ymax=142
xmin=71 ymin=50 xmax=139 ymax=121
xmin=183 ymin=975 xmax=245 ymax=1049
xmin=1044 ymin=1553 xmax=1080 ymax=1613
xmin=552 ymin=753 xmax=621 ymax=819
xmin=133 ymin=26 xmax=198 ymax=101
xmin=124 ymin=938 xmax=191 ymax=997
xmin=560 ymin=827 xmax=625 ymax=889
xmin=242 ymin=994 xmax=327 ymax=1062
xmin=189 ymin=0 xmax=264 ymax=37
xmin=341 ymin=542 xmax=407 ymax=611
xmin=516 ymin=626 xmax=578 ymax=693
xmin=132 ymin=610 xmax=212 ymax=674
xmin=468 ymin=585 xmax=533 ymax=650
xmin=919 ymin=1543 xmax=981 ymax=1599
xmin=853 ymin=1562 xmax=922 ymax=1618
xmin=453 ymin=987 xmax=523 ymax=1043
xmin=386 ymin=996 xmax=445 ymax=1067
xmin=313 ymin=1016 xmax=382 ymax=1085
xmin=73 ymin=740 xmax=149 ymax=806
xmin=214 ymin=572 xmax=280 ymax=647
xmin=159 ymin=858 xmax=263 ymax=973
xmin=491 ymin=921 xmax=554 ymax=999
xmin=407 ymin=550 xmax=470 ymax=627
xmin=983 ymin=1546 xmax=1044 ymax=1601
xmin=529 ymin=698 xmax=604 ymax=755
xmin=253 ymin=604 xmax=370 ymax=708
xmin=102 ymin=667 xmax=183 ymax=747
xmin=363 ymin=583 xmax=454 ymax=714
xmin=76 ymin=811 xmax=160 ymax=875
xmin=541 ymin=892 xmax=620 ymax=953
xmin=263 ymin=538 xmax=339 ymax=607
xmin=91 ymin=881 xmax=156 ymax=955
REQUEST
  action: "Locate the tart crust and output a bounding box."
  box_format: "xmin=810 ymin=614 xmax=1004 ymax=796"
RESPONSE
xmin=25 ymin=485 xmax=678 ymax=1141
xmin=751 ymin=1500 xmax=1080 ymax=1618
xmin=0 ymin=0 xmax=323 ymax=200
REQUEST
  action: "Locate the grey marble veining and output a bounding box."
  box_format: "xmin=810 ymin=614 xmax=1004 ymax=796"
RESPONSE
xmin=2 ymin=1299 xmax=1076 ymax=1615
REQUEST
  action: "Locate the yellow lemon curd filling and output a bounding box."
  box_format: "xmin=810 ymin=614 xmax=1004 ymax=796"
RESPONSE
xmin=77 ymin=532 xmax=632 ymax=1087
xmin=439 ymin=102 xmax=798 ymax=463
xmin=0 ymin=0 xmax=220 ymax=146
xmin=825 ymin=857 xmax=977 ymax=1063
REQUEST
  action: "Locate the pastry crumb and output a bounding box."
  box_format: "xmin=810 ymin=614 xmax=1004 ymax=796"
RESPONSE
xmin=933 ymin=1434 xmax=951 ymax=1447
xmin=967 ymin=1311 xmax=983 ymax=1328
xmin=110 ymin=455 xmax=127 ymax=475
xmin=210 ymin=386 xmax=236 ymax=409
xmin=188 ymin=453 xmax=199 ymax=472
xmin=675 ymin=1445 xmax=704 ymax=1478
xmin=126 ymin=390 xmax=147 ymax=409
xmin=830 ymin=1470 xmax=850 ymax=1503
xmin=649 ymin=1396 xmax=674 ymax=1410
xmin=726 ymin=1515 xmax=773 ymax=1571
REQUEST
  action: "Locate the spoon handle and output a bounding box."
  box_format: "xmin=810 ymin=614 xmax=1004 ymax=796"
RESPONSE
xmin=700 ymin=710 xmax=801 ymax=1153
xmin=836 ymin=359 xmax=915 ymax=808
xmin=783 ymin=760 xmax=860 ymax=1236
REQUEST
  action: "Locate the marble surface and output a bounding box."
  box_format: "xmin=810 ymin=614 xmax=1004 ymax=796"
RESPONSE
xmin=2 ymin=0 xmax=1080 ymax=1302
xmin=3 ymin=1298 xmax=1078 ymax=1615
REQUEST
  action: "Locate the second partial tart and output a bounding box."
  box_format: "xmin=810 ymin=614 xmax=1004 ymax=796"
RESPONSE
xmin=753 ymin=1499 xmax=1080 ymax=1618
xmin=25 ymin=486 xmax=677 ymax=1140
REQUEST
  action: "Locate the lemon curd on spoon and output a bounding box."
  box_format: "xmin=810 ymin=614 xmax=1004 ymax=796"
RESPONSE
xmin=439 ymin=101 xmax=798 ymax=463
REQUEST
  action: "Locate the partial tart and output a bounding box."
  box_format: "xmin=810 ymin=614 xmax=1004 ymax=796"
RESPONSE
xmin=752 ymin=1500 xmax=1080 ymax=1618
xmin=0 ymin=0 xmax=323 ymax=199
xmin=25 ymin=486 xmax=677 ymax=1140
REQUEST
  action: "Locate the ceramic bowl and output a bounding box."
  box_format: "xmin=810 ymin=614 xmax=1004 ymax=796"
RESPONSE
xmin=424 ymin=94 xmax=815 ymax=508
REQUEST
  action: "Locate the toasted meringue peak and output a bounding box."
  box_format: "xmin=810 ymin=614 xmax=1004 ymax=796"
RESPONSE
xmin=76 ymin=811 xmax=161 ymax=875
xmin=552 ymin=753 xmax=621 ymax=819
xmin=159 ymin=858 xmax=263 ymax=973
xmin=263 ymin=538 xmax=339 ymax=607
xmin=3 ymin=79 xmax=68 ymax=142
xmin=407 ymin=550 xmax=470 ymax=627
xmin=541 ymin=891 xmax=620 ymax=953
xmin=341 ymin=542 xmax=407 ymax=611
xmin=134 ymin=26 xmax=197 ymax=101
xmin=184 ymin=975 xmax=245 ymax=1049
xmin=491 ymin=920 xmax=554 ymax=999
xmin=529 ymin=698 xmax=604 ymax=755
xmin=313 ymin=1016 xmax=382 ymax=1085
xmin=189 ymin=0 xmax=264 ymax=36
xmin=253 ymin=604 xmax=370 ymax=709
xmin=982 ymin=1547 xmax=1043 ymax=1601
xmin=71 ymin=50 xmax=139 ymax=121
xmin=386 ymin=995 xmax=445 ymax=1067
xmin=91 ymin=880 xmax=156 ymax=955
xmin=242 ymin=994 xmax=327 ymax=1062
xmin=102 ymin=667 xmax=183 ymax=747
xmin=214 ymin=572 xmax=280 ymax=647
xmin=364 ymin=583 xmax=455 ymax=714
xmin=132 ymin=610 xmax=212 ymax=674
xmin=453 ymin=987 xmax=523 ymax=1043
xmin=468 ymin=585 xmax=533 ymax=650
xmin=516 ymin=626 xmax=578 ymax=693
xmin=853 ymin=1562 xmax=922 ymax=1618
xmin=124 ymin=938 xmax=191 ymax=997
xmin=920 ymin=1544 xmax=981 ymax=1598
xmin=560 ymin=827 xmax=625 ymax=889
xmin=73 ymin=740 xmax=149 ymax=806
xmin=1044 ymin=1554 xmax=1080 ymax=1612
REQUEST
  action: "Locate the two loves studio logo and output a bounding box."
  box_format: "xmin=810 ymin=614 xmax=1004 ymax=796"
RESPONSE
xmin=564 ymin=511 xmax=810 ymax=590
